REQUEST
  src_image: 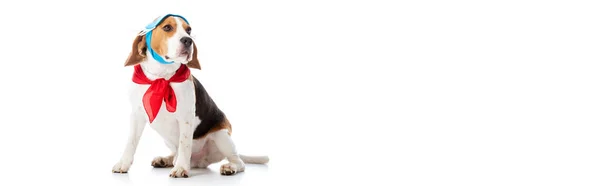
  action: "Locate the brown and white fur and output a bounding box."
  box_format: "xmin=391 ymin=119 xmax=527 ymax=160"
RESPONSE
xmin=112 ymin=15 xmax=269 ymax=178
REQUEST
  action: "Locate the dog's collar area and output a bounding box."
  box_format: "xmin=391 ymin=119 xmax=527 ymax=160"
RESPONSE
xmin=140 ymin=63 xmax=178 ymax=79
xmin=141 ymin=14 xmax=190 ymax=65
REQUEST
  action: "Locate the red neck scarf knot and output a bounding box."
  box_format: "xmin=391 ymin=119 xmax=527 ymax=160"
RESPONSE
xmin=132 ymin=64 xmax=191 ymax=123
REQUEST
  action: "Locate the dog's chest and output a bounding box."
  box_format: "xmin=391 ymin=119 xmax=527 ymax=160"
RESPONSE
xmin=129 ymin=80 xmax=199 ymax=142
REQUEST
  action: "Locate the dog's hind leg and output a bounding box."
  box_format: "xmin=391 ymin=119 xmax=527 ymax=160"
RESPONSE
xmin=192 ymin=140 xmax=225 ymax=168
xmin=151 ymin=154 xmax=175 ymax=168
xmin=211 ymin=129 xmax=245 ymax=175
xmin=152 ymin=150 xmax=175 ymax=169
xmin=151 ymin=140 xmax=177 ymax=168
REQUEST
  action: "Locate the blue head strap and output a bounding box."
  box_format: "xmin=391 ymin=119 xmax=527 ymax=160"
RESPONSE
xmin=141 ymin=14 xmax=190 ymax=65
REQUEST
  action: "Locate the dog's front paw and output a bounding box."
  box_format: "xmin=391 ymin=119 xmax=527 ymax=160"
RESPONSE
xmin=169 ymin=165 xmax=189 ymax=178
xmin=152 ymin=156 xmax=174 ymax=168
xmin=112 ymin=160 xmax=132 ymax=173
xmin=220 ymin=163 xmax=244 ymax=176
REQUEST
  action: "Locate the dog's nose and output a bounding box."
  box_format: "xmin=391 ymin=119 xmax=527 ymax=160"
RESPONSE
xmin=180 ymin=37 xmax=193 ymax=47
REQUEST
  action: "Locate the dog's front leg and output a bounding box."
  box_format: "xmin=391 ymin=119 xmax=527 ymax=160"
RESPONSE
xmin=113 ymin=111 xmax=146 ymax=173
xmin=169 ymin=117 xmax=194 ymax=178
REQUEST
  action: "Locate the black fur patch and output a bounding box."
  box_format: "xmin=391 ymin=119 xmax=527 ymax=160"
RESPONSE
xmin=191 ymin=76 xmax=226 ymax=139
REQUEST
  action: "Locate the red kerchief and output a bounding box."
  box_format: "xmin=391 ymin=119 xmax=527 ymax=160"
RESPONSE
xmin=132 ymin=64 xmax=190 ymax=123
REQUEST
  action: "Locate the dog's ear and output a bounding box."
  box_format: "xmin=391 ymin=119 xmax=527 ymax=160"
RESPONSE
xmin=124 ymin=34 xmax=147 ymax=67
xmin=186 ymin=41 xmax=201 ymax=70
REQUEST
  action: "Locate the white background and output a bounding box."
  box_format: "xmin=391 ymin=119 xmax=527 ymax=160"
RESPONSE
xmin=0 ymin=0 xmax=598 ymax=185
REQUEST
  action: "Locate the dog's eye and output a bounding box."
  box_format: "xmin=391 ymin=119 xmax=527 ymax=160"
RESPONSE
xmin=163 ymin=25 xmax=173 ymax=32
xmin=186 ymin=27 xmax=192 ymax=34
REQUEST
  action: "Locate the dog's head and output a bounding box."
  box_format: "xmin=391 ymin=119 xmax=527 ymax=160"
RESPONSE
xmin=124 ymin=15 xmax=201 ymax=69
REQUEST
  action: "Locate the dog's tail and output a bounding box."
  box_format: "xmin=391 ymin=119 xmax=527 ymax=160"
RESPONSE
xmin=240 ymin=154 xmax=269 ymax=164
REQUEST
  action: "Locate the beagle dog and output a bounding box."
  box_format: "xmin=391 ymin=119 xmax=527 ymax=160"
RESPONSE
xmin=112 ymin=14 xmax=269 ymax=178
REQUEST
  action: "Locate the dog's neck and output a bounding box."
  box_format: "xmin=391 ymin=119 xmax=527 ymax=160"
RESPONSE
xmin=139 ymin=51 xmax=182 ymax=80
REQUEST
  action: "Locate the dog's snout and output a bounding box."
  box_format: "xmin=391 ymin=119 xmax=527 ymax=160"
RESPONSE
xmin=180 ymin=37 xmax=193 ymax=47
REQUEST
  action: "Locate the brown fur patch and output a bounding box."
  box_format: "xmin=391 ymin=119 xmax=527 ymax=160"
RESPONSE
xmin=214 ymin=117 xmax=233 ymax=136
xmin=187 ymin=42 xmax=201 ymax=70
xmin=197 ymin=117 xmax=232 ymax=139
xmin=150 ymin=16 xmax=178 ymax=56
xmin=124 ymin=34 xmax=146 ymax=66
